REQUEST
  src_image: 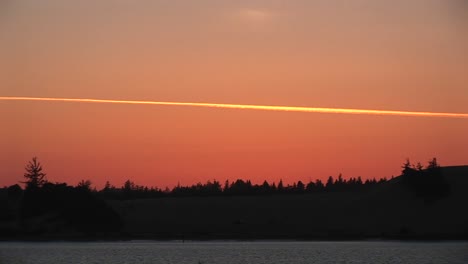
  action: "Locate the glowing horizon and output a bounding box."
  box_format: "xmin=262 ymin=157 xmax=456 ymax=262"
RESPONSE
xmin=1 ymin=96 xmax=468 ymax=119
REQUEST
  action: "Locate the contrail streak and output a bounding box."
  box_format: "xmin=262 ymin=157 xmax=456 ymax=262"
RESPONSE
xmin=1 ymin=96 xmax=468 ymax=119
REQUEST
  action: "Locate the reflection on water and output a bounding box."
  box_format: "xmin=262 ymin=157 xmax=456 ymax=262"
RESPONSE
xmin=0 ymin=241 xmax=467 ymax=264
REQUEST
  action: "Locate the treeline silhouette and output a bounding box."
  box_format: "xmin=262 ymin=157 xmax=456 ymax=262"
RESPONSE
xmin=3 ymin=157 xmax=449 ymax=201
xmin=21 ymin=182 xmax=122 ymax=234
xmin=70 ymin=158 xmax=449 ymax=200
xmin=401 ymin=158 xmax=450 ymax=201
xmin=8 ymin=157 xmax=123 ymax=235
xmin=97 ymin=175 xmax=387 ymax=200
xmin=0 ymin=156 xmax=453 ymax=238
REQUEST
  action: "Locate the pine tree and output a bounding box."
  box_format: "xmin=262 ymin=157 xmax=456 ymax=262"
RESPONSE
xmin=23 ymin=157 xmax=47 ymax=189
xmin=401 ymin=158 xmax=413 ymax=175
xmin=427 ymin=157 xmax=440 ymax=170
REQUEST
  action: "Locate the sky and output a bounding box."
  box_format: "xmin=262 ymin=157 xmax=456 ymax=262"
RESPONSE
xmin=1 ymin=0 xmax=467 ymax=188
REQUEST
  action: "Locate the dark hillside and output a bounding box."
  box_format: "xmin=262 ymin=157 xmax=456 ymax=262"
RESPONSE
xmin=1 ymin=166 xmax=467 ymax=240
xmin=109 ymin=166 xmax=468 ymax=240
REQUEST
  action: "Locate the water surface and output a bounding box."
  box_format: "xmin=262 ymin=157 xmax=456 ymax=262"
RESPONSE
xmin=1 ymin=241 xmax=467 ymax=264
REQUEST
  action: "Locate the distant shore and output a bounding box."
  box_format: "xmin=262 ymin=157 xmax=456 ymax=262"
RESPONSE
xmin=2 ymin=232 xmax=468 ymax=242
xmin=2 ymin=166 xmax=468 ymax=243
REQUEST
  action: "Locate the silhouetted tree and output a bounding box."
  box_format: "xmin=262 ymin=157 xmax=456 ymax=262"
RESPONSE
xmin=306 ymin=181 xmax=316 ymax=192
xmin=427 ymin=158 xmax=440 ymax=170
xmin=22 ymin=157 xmax=47 ymax=189
xmin=416 ymin=162 xmax=424 ymax=172
xmin=296 ymin=181 xmax=305 ymax=193
xmin=401 ymin=158 xmax=417 ymax=185
xmin=77 ymin=180 xmax=92 ymax=191
xmin=204 ymin=180 xmax=222 ymax=195
xmin=223 ymin=180 xmax=230 ymax=192
xmin=315 ymin=179 xmax=324 ymax=191
xmin=123 ymin=180 xmax=135 ymax=192
xmin=326 ymin=176 xmax=334 ymax=191
xmin=402 ymin=159 xmax=413 ymax=174
xmin=271 ymin=182 xmax=277 ymax=191
xmin=400 ymin=157 xmax=449 ymax=201
xmin=261 ymin=180 xmax=271 ymax=194
xmin=356 ymin=176 xmax=363 ymax=185
xmin=229 ymin=179 xmax=252 ymax=195
xmin=277 ymin=180 xmax=284 ymax=193
xmin=103 ymin=181 xmax=113 ymax=191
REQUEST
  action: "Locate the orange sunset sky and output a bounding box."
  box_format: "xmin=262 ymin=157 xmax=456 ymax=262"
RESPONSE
xmin=1 ymin=0 xmax=467 ymax=188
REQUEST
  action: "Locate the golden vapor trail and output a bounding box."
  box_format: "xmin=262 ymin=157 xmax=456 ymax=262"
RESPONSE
xmin=1 ymin=96 xmax=468 ymax=119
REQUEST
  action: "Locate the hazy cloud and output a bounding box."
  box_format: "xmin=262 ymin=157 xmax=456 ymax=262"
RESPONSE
xmin=238 ymin=8 xmax=273 ymax=22
xmin=230 ymin=8 xmax=276 ymax=32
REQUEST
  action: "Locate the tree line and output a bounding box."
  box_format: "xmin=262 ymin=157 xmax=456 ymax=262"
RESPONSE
xmin=0 ymin=156 xmax=452 ymax=238
xmin=3 ymin=156 xmax=449 ymax=201
xmin=98 ymin=175 xmax=387 ymax=199
xmin=0 ymin=156 xmax=451 ymax=236
xmin=401 ymin=157 xmax=449 ymax=201
xmin=9 ymin=157 xmax=395 ymax=200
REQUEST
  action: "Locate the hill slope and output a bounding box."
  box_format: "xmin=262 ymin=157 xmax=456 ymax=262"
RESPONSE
xmin=109 ymin=166 xmax=468 ymax=239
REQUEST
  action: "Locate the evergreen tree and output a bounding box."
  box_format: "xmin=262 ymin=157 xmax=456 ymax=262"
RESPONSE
xmin=296 ymin=181 xmax=305 ymax=192
xmin=401 ymin=158 xmax=413 ymax=175
xmin=326 ymin=176 xmax=334 ymax=190
xmin=77 ymin=180 xmax=92 ymax=191
xmin=427 ymin=157 xmax=440 ymax=170
xmin=23 ymin=157 xmax=47 ymax=189
xmin=277 ymin=180 xmax=284 ymax=192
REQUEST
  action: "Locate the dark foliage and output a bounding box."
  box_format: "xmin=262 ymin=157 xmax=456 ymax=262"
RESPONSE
xmin=401 ymin=158 xmax=450 ymax=201
xmin=14 ymin=157 xmax=450 ymax=203
xmin=0 ymin=156 xmax=461 ymax=240
xmin=20 ymin=182 xmax=123 ymax=234
xmin=95 ymin=174 xmax=382 ymax=200
xmin=22 ymin=157 xmax=47 ymax=189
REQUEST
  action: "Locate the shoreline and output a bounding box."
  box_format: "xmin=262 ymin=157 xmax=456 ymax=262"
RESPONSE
xmin=2 ymin=234 xmax=468 ymax=243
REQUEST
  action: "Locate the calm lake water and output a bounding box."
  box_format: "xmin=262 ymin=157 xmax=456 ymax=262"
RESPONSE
xmin=0 ymin=241 xmax=467 ymax=264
